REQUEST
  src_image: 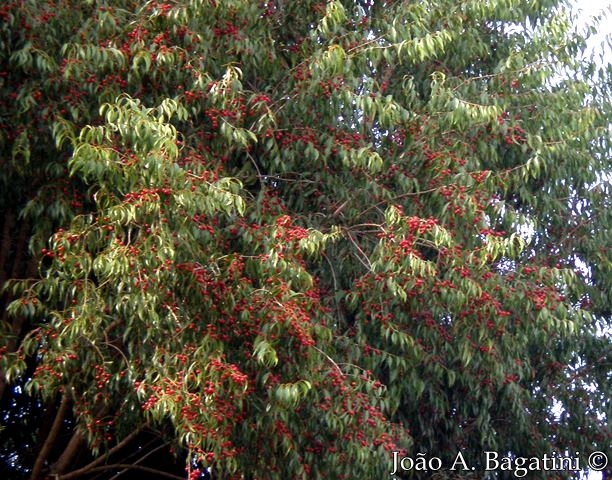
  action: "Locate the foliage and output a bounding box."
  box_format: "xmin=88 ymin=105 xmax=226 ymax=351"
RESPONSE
xmin=0 ymin=0 xmax=610 ymax=479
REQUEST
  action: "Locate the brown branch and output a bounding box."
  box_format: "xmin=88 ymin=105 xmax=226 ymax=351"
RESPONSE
xmin=56 ymin=424 xmax=148 ymax=480
xmin=51 ymin=397 xmax=114 ymax=476
xmin=8 ymin=216 xmax=31 ymax=284
xmin=58 ymin=464 xmax=185 ymax=480
xmin=50 ymin=430 xmax=86 ymax=476
xmin=0 ymin=210 xmax=15 ymax=290
xmin=108 ymin=441 xmax=171 ymax=480
xmin=30 ymin=392 xmax=71 ymax=480
xmin=0 ymin=213 xmax=32 ymax=401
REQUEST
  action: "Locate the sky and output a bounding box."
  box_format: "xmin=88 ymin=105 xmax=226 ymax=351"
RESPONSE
xmin=574 ymin=0 xmax=612 ymax=17
xmin=572 ymin=0 xmax=612 ymax=24
xmin=573 ymin=0 xmax=612 ymax=63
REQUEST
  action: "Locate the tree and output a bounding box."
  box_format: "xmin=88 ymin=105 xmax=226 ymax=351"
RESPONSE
xmin=1 ymin=0 xmax=610 ymax=478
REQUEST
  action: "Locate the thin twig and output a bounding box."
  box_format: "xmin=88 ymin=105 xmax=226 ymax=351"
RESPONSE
xmin=345 ymin=230 xmax=372 ymax=270
xmin=313 ymin=346 xmax=343 ymax=375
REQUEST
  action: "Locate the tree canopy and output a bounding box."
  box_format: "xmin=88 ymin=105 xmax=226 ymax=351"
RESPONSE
xmin=0 ymin=0 xmax=610 ymax=479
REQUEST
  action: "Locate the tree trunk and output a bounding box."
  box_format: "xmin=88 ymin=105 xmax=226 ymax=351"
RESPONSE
xmin=0 ymin=212 xmax=33 ymax=402
xmin=50 ymin=430 xmax=86 ymax=476
xmin=30 ymin=392 xmax=71 ymax=480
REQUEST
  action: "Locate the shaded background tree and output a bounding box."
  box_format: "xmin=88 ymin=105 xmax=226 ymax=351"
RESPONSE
xmin=0 ymin=0 xmax=610 ymax=478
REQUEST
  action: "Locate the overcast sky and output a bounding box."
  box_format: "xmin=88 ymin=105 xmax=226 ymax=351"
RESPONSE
xmin=572 ymin=0 xmax=612 ymax=60
xmin=573 ymin=0 xmax=612 ymax=17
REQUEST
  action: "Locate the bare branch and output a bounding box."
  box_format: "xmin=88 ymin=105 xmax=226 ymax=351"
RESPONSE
xmin=58 ymin=464 xmax=184 ymax=480
xmin=57 ymin=424 xmax=148 ymax=480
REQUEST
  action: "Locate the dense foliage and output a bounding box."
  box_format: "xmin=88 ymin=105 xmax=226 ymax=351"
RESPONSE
xmin=1 ymin=0 xmax=610 ymax=478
